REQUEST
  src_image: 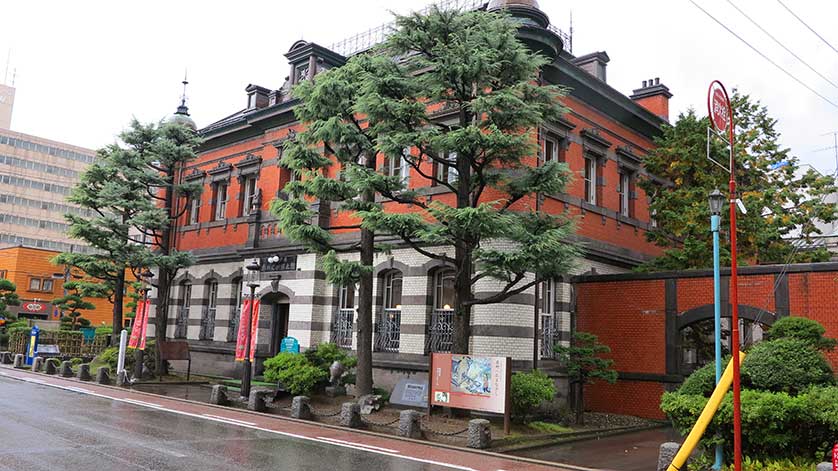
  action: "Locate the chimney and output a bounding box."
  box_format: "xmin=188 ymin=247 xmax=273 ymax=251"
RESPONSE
xmin=630 ymin=77 xmax=673 ymax=121
xmin=572 ymin=51 xmax=610 ymax=82
xmin=245 ymin=84 xmax=270 ymax=110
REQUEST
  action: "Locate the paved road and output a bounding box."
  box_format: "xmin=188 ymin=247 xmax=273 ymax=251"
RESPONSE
xmin=0 ymin=368 xmax=580 ymax=471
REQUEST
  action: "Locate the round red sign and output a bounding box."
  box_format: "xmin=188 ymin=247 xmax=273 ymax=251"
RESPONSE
xmin=25 ymin=302 xmax=44 ymax=312
xmin=707 ymin=81 xmax=731 ymax=133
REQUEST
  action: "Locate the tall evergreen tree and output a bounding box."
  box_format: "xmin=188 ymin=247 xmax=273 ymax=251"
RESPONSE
xmin=53 ymin=281 xmax=100 ymax=331
xmin=274 ymin=7 xmax=579 ymax=357
xmin=640 ymin=91 xmax=838 ymax=270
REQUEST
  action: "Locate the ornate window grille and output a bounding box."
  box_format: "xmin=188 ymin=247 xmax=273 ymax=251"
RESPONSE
xmin=227 ymin=279 xmax=243 ymax=342
xmin=427 ymin=270 xmax=455 ymax=353
xmin=331 ymin=284 xmax=355 ymax=348
xmin=375 ymin=272 xmax=403 ymax=352
xmin=200 ymin=280 xmax=218 ymax=341
xmin=175 ymin=282 xmax=191 ymax=339
xmin=540 ymin=279 xmax=559 ymax=359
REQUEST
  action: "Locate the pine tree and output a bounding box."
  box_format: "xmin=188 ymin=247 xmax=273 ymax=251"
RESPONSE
xmin=53 ymin=281 xmax=101 ymax=331
xmin=640 ymin=91 xmax=838 ymax=270
xmin=553 ymin=332 xmax=617 ymax=425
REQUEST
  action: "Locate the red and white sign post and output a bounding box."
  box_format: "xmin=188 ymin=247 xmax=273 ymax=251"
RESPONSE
xmin=708 ymin=80 xmax=742 ymax=471
xmin=832 ymin=443 xmax=837 ymax=471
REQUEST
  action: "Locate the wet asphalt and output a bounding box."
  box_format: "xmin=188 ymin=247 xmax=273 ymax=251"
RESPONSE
xmin=0 ymin=376 xmax=455 ymax=471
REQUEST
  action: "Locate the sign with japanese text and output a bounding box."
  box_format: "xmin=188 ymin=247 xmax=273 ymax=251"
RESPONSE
xmin=280 ymin=336 xmax=300 ymax=354
xmin=707 ymin=80 xmax=731 ymax=134
xmin=429 ymin=353 xmax=510 ymax=414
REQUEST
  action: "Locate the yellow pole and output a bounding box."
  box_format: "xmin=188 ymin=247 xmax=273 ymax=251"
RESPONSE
xmin=667 ymin=353 xmax=745 ymax=471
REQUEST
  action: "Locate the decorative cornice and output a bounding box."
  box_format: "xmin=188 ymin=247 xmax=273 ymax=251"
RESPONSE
xmin=207 ymin=161 xmax=233 ymax=175
xmin=580 ymin=128 xmax=612 ymax=149
xmin=184 ymin=169 xmax=206 ymax=181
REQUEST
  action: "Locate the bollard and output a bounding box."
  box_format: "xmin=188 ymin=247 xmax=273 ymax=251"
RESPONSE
xmin=210 ymin=385 xmax=230 ymax=406
xmin=116 ymin=370 xmax=128 ymax=387
xmin=290 ymin=396 xmax=312 ymax=420
xmin=60 ymin=361 xmax=73 ymax=378
xmin=31 ymin=356 xmax=44 ymax=372
xmin=247 ymin=390 xmax=269 ymax=412
xmin=339 ymin=402 xmax=362 ymax=428
xmin=77 ymin=363 xmax=92 ymax=381
xmin=13 ymin=354 xmax=24 ymax=368
xmin=45 ymin=359 xmax=58 ymax=375
xmin=398 ymin=410 xmax=422 ymax=439
xmin=467 ymin=419 xmax=491 ymax=449
xmin=0 ymin=351 xmax=11 ymax=364
xmin=657 ymin=442 xmax=681 ymax=471
xmin=96 ymin=367 xmax=110 ymax=385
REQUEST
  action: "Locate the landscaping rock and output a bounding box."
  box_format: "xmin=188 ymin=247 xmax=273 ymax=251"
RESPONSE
xmin=398 ymin=410 xmax=422 ymax=439
xmin=31 ymin=356 xmax=43 ymax=372
xmin=357 ymin=394 xmax=382 ymax=415
xmin=60 ymin=361 xmax=73 ymax=378
xmin=339 ymin=402 xmax=362 ymax=428
xmin=657 ymin=442 xmax=681 ymax=471
xmin=77 ymin=364 xmax=92 ymax=381
xmin=816 ymin=463 xmax=831 ymax=471
xmin=290 ymin=396 xmax=312 ymax=420
xmin=0 ymin=351 xmax=11 ymax=364
xmin=209 ymin=385 xmax=229 ymax=406
xmin=44 ymin=359 xmax=58 ymax=375
xmin=467 ymin=419 xmax=491 ymax=449
xmin=96 ymin=367 xmax=110 ymax=385
xmin=247 ymin=390 xmax=270 ymax=412
xmin=13 ymin=354 xmax=24 ymax=368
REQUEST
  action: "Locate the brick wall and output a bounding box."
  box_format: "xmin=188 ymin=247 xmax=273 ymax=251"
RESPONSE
xmin=576 ymin=264 xmax=838 ymax=419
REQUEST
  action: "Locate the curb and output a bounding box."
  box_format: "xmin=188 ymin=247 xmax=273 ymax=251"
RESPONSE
xmin=494 ymin=423 xmax=668 ymax=454
xmin=0 ymin=365 xmax=602 ymax=471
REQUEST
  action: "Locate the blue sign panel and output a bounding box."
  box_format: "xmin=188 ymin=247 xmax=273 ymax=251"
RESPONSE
xmin=280 ymin=336 xmax=300 ymax=354
xmin=25 ymin=326 xmax=40 ymax=365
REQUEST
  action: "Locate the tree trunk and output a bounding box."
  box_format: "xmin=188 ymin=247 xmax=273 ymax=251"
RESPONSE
xmin=452 ymin=106 xmax=474 ymax=355
xmin=575 ymin=381 xmax=585 ymax=425
xmin=112 ymin=270 xmax=125 ymax=345
xmin=356 ymin=225 xmax=374 ymax=396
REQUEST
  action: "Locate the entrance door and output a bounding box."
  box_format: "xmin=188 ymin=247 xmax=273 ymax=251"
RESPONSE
xmin=270 ymin=303 xmax=290 ymax=356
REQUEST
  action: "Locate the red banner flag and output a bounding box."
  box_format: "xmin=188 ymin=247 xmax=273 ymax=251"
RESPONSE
xmin=128 ymin=301 xmax=144 ymax=348
xmin=249 ymin=299 xmax=260 ymax=362
xmin=235 ymin=298 xmax=252 ymax=361
xmin=138 ymin=299 xmax=150 ymax=351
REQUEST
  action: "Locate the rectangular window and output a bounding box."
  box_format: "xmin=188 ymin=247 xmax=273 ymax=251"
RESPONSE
xmin=241 ymin=176 xmax=258 ymax=216
xmin=383 ymin=149 xmax=412 ymax=186
xmin=188 ymin=195 xmax=200 ymax=225
xmin=543 ymin=135 xmax=560 ymax=163
xmin=584 ymin=156 xmax=597 ymax=204
xmin=0 ymin=270 xmax=6 ymax=279
xmin=339 ymin=284 xmax=355 ymax=309
xmin=541 ymin=279 xmax=555 ymax=314
xmin=29 ymin=278 xmax=42 ymax=291
xmin=42 ymin=279 xmax=54 ymax=292
xmin=435 ymin=151 xmax=458 ymax=186
xmin=214 ymin=182 xmax=228 ymax=221
xmin=618 ymin=171 xmax=631 ymax=217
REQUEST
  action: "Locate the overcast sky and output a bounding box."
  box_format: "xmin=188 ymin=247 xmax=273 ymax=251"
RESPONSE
xmin=2 ymin=0 xmax=837 ymax=173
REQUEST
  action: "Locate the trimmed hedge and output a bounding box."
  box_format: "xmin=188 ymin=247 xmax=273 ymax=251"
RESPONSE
xmin=510 ymin=370 xmax=556 ymax=419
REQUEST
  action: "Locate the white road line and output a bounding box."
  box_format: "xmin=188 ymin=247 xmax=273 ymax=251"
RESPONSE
xmin=202 ymin=414 xmax=256 ymax=426
xmin=316 ymin=436 xmax=400 ymax=453
xmin=1 ymin=371 xmax=479 ymax=471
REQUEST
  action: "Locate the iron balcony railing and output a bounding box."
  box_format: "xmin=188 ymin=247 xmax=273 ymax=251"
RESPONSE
xmin=331 ymin=308 xmax=355 ymax=349
xmin=426 ymin=308 xmax=454 ymax=353
xmin=375 ymin=308 xmax=401 ymax=353
xmin=227 ymin=308 xmax=240 ymax=343
xmin=175 ymin=307 xmax=189 ymax=339
xmin=199 ymin=307 xmax=216 ymax=341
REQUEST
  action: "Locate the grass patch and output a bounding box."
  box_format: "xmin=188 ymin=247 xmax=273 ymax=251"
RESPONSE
xmin=527 ymin=421 xmax=572 ymax=434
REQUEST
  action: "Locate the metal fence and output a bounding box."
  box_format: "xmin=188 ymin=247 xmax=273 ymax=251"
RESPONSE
xmin=375 ymin=308 xmax=401 ymax=353
xmin=174 ymin=308 xmax=189 ymax=339
xmin=199 ymin=307 xmax=216 ymax=341
xmin=227 ymin=308 xmax=240 ymax=343
xmin=331 ymin=308 xmax=355 ymax=348
xmin=426 ymin=309 xmax=454 ymax=353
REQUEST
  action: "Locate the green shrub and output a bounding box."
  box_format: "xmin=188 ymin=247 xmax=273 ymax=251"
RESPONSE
xmin=263 ymin=352 xmax=328 ymax=395
xmin=92 ymin=340 xmax=160 ymax=376
xmin=95 ymin=325 xmax=113 ymax=337
xmin=527 ymin=421 xmax=571 ymax=434
xmin=743 ymin=338 xmax=834 ymax=393
xmin=661 ymin=386 xmax=838 ymax=459
xmin=722 ymin=457 xmax=818 ymax=471
xmin=678 ymin=360 xmax=721 ymax=397
xmin=304 ymin=342 xmax=357 ymax=371
xmin=767 ymin=317 xmax=837 ymax=351
xmin=510 ymin=370 xmax=556 ymax=419
xmin=69 ymin=357 xmax=83 ymax=366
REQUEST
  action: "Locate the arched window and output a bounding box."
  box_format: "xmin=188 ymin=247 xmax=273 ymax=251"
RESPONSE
xmin=200 ymin=280 xmax=218 ymax=340
xmin=427 ymin=269 xmax=455 ymax=353
xmin=376 ymin=271 xmax=403 ymax=352
xmin=227 ymin=278 xmax=243 ymax=342
xmin=175 ymin=281 xmax=191 ymax=338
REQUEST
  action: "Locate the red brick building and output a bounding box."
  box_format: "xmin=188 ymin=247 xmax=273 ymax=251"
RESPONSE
xmin=150 ymin=0 xmax=674 ymax=381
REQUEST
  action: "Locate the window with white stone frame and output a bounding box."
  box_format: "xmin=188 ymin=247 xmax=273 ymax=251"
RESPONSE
xmin=241 ymin=176 xmax=258 ymax=216
xmin=332 ymin=284 xmax=356 ymax=348
xmin=618 ymin=170 xmax=631 ymax=217
xmin=427 ymin=269 xmax=455 ymax=353
xmin=188 ymin=194 xmax=200 ymax=225
xmin=376 ymin=271 xmax=403 ymax=353
xmin=213 ymin=182 xmax=228 ymax=221
xmin=543 ymin=133 xmax=563 ymax=163
xmin=584 ymin=156 xmax=597 ymax=204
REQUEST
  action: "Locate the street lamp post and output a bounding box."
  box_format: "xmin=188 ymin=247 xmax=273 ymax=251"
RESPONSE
xmin=242 ymin=259 xmax=261 ymax=399
xmin=709 ymin=189 xmax=725 ymax=470
xmin=135 ymin=269 xmax=154 ymax=380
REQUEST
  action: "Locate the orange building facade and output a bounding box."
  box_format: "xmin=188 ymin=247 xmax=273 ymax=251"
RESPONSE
xmin=149 ymin=0 xmax=675 ymax=378
xmin=0 ymin=246 xmax=117 ymax=327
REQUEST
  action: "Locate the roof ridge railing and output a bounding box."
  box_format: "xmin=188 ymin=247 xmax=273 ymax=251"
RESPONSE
xmin=328 ymin=0 xmax=571 ymax=58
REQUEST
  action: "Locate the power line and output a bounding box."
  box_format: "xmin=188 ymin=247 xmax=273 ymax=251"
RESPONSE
xmin=775 ymin=0 xmax=838 ymax=57
xmin=688 ymin=0 xmax=838 ymax=109
xmin=727 ymin=0 xmax=838 ymax=90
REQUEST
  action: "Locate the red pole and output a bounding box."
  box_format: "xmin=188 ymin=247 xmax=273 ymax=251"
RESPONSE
xmin=727 ymin=91 xmax=742 ymax=471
